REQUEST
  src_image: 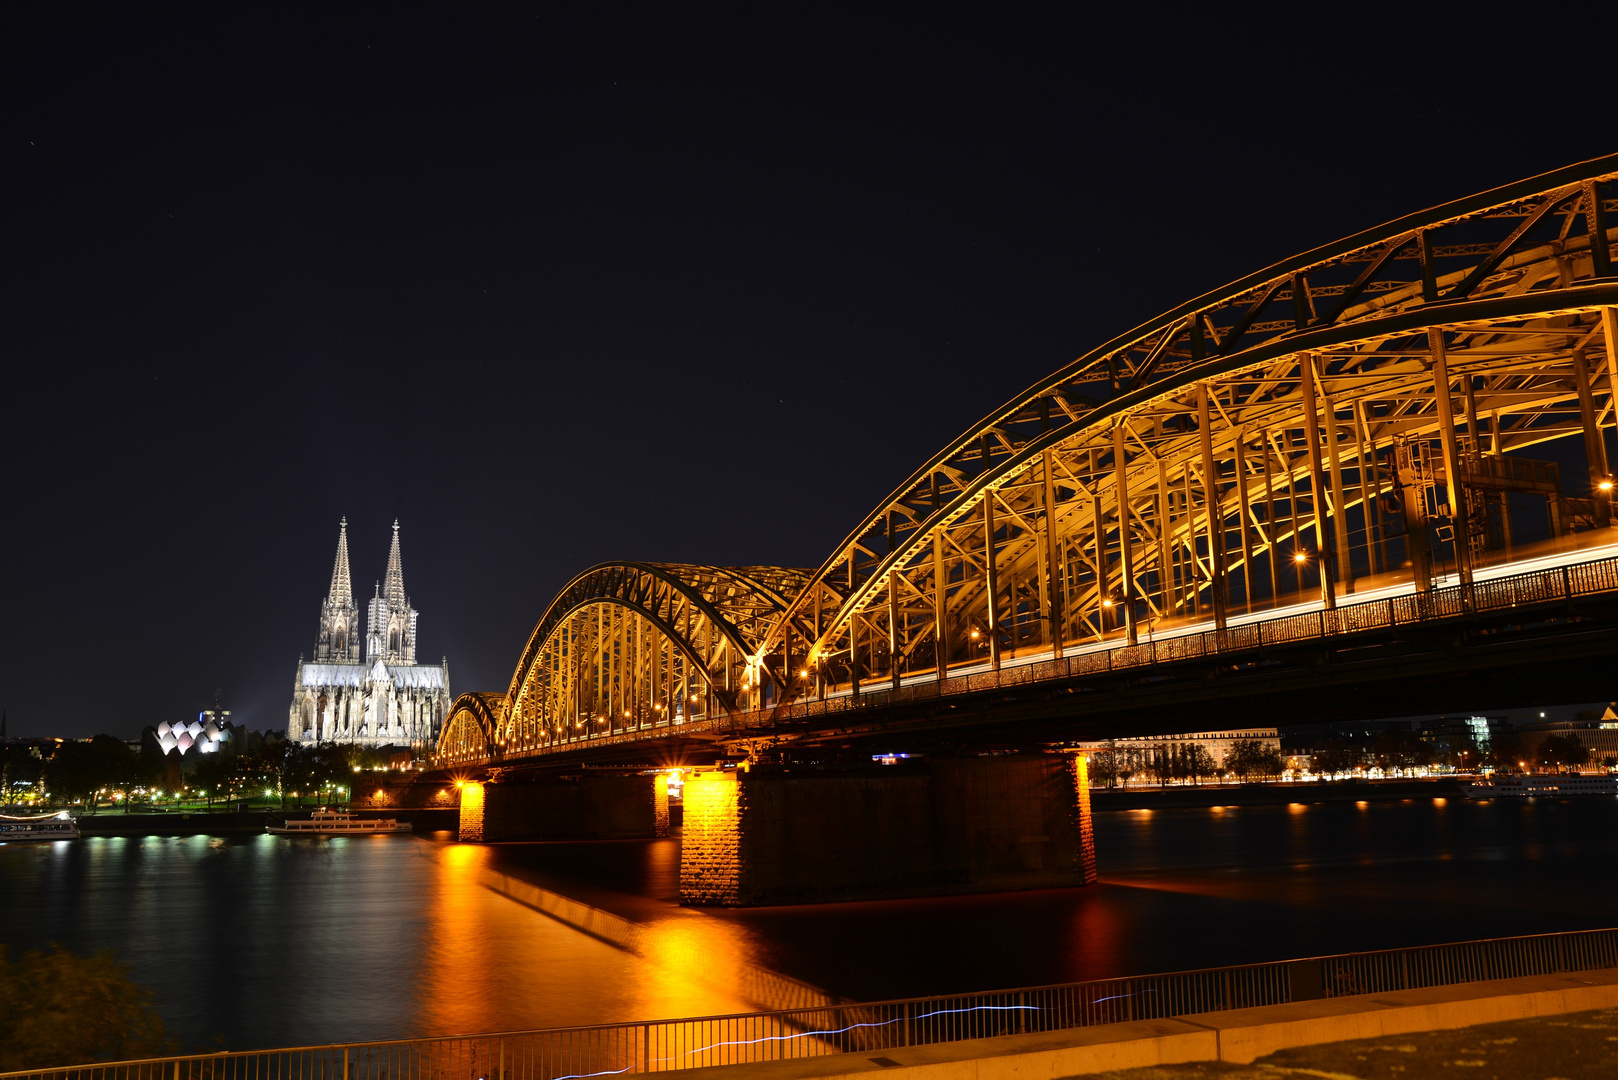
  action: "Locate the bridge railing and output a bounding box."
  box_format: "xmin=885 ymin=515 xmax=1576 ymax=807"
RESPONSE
xmin=12 ymin=926 xmax=1618 ymax=1080
xmin=709 ymin=550 xmax=1618 ymax=736
xmin=479 ymin=550 xmax=1618 ymax=759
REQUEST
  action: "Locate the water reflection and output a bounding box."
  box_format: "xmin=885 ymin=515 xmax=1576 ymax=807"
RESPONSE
xmin=3 ymin=797 xmax=1617 ymax=1052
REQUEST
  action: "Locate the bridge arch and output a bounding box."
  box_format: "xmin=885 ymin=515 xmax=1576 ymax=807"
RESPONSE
xmin=439 ymin=692 xmax=506 ymax=765
xmin=490 ymin=562 xmax=816 ymax=757
xmin=754 ymin=154 xmax=1618 ymax=696
xmin=438 ymin=154 xmax=1618 ymax=767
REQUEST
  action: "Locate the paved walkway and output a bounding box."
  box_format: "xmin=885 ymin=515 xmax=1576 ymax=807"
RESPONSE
xmin=1083 ymin=1005 xmax=1618 ymax=1079
xmin=673 ymin=967 xmax=1618 ymax=1080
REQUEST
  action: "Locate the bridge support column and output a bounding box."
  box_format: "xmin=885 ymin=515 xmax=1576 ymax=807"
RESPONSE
xmin=457 ymin=781 xmax=485 ymax=842
xmin=678 ymin=754 xmax=1095 ymax=906
xmin=1069 ymin=753 xmax=1098 ymax=885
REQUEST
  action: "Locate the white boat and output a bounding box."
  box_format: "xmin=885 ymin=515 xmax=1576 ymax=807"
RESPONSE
xmin=0 ymin=811 xmax=80 ymax=841
xmin=268 ymin=809 xmax=412 ymax=835
xmin=1470 ymin=774 xmax=1618 ymax=797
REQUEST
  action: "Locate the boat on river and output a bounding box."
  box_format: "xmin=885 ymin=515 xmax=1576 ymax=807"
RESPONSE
xmin=1470 ymin=774 xmax=1618 ymax=797
xmin=268 ymin=810 xmax=412 ymax=835
xmin=0 ymin=811 xmax=80 ymax=841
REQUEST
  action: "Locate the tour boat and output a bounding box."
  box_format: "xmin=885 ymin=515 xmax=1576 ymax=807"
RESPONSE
xmin=0 ymin=811 xmax=80 ymax=841
xmin=1469 ymin=774 xmax=1618 ymax=797
xmin=267 ymin=810 xmax=412 ymax=835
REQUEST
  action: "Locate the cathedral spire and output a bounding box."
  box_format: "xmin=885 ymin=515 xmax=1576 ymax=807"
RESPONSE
xmin=315 ymin=517 xmax=360 ymax=663
xmin=384 ymin=519 xmax=407 ymax=609
xmin=328 ymin=517 xmax=354 ymax=606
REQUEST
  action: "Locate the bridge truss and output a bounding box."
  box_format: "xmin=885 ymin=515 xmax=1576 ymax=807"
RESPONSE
xmin=440 ymin=154 xmax=1618 ymax=769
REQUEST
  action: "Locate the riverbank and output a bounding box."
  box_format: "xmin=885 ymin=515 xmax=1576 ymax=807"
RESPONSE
xmin=1091 ymin=777 xmax=1468 ymax=810
xmin=69 ymin=807 xmax=459 ymax=836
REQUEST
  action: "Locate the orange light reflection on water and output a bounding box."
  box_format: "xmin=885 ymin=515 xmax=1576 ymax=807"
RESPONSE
xmin=415 ymin=841 xmax=759 ymax=1037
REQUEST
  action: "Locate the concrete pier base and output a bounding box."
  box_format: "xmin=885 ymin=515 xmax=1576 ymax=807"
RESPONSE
xmin=680 ymin=753 xmax=1095 ymax=906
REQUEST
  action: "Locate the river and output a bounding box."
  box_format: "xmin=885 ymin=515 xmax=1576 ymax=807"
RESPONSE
xmin=3 ymin=794 xmax=1615 ymax=1052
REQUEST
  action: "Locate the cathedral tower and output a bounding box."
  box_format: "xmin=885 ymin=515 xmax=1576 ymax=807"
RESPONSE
xmin=314 ymin=518 xmax=360 ymax=663
xmin=367 ymin=520 xmax=418 ymax=664
xmin=290 ymin=518 xmax=450 ymax=751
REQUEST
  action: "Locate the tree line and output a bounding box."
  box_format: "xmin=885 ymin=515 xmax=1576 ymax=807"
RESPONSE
xmin=1089 ymin=739 xmax=1286 ymax=787
xmin=0 ymin=738 xmax=400 ymax=811
xmin=1083 ymin=729 xmax=1608 ymax=789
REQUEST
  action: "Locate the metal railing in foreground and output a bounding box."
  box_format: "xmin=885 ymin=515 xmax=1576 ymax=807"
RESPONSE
xmin=12 ymin=926 xmax=1618 ymax=1080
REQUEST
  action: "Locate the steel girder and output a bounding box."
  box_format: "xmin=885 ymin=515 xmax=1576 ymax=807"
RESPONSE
xmin=439 ymin=692 xmax=506 ymax=766
xmin=491 ymin=562 xmax=815 ymax=759
xmin=439 ymin=154 xmax=1618 ymax=768
xmin=754 ymin=154 xmax=1618 ymax=691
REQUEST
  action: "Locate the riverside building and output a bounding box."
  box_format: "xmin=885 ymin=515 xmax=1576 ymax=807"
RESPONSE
xmin=287 ymin=519 xmax=451 ymax=751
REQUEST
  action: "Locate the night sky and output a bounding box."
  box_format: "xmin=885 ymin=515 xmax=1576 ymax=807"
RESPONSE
xmin=5 ymin=8 xmax=1613 ymax=738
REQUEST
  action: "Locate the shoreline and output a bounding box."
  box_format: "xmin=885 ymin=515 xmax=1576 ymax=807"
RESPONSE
xmin=52 ymin=807 xmax=462 ymax=836
xmin=1091 ymin=777 xmax=1470 ymax=810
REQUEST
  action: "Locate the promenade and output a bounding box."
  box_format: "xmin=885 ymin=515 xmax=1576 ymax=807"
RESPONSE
xmin=668 ymin=969 xmax=1618 ymax=1080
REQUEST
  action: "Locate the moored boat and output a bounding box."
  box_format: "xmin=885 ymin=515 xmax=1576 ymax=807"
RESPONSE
xmin=0 ymin=811 xmax=80 ymax=841
xmin=268 ymin=809 xmax=412 ymax=835
xmin=1470 ymin=774 xmax=1618 ymax=797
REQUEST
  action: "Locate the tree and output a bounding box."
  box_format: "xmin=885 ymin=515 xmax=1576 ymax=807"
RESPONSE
xmin=1445 ymin=729 xmax=1480 ymax=772
xmin=189 ymin=754 xmax=231 ymax=808
xmin=0 ymin=745 xmax=45 ymax=804
xmin=1313 ymin=738 xmax=1361 ymax=780
xmin=1147 ymin=745 xmax=1178 ymax=787
xmin=1117 ymin=747 xmax=1143 ymax=786
xmin=43 ymin=742 xmax=104 ymax=811
xmin=1185 ymin=744 xmax=1217 ymax=786
xmin=1225 ymin=739 xmax=1284 ymax=781
xmin=1088 ymin=746 xmax=1120 ymax=789
xmin=1487 ymin=730 xmax=1525 ymax=773
xmin=1540 ymin=734 xmax=1592 ymax=771
xmin=1372 ymin=730 xmax=1435 ymax=776
xmin=229 ymin=749 xmax=276 ymax=801
xmin=0 ymin=945 xmax=175 ymax=1069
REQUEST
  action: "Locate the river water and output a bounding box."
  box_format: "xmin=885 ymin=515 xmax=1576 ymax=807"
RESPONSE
xmin=3 ymin=795 xmax=1616 ymax=1052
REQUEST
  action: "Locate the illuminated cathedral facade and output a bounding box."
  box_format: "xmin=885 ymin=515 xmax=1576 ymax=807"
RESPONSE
xmin=287 ymin=519 xmax=451 ymax=750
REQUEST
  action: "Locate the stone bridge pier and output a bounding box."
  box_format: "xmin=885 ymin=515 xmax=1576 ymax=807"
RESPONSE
xmin=456 ymin=753 xmax=1096 ymax=906
xmin=679 ymin=752 xmax=1096 ymax=906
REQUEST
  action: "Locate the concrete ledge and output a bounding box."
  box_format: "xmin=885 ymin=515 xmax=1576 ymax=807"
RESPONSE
xmin=669 ymin=966 xmax=1618 ymax=1080
xmin=1195 ymin=967 xmax=1618 ymax=1063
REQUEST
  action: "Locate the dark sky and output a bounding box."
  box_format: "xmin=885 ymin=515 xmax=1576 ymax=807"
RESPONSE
xmin=4 ymin=8 xmax=1612 ymax=739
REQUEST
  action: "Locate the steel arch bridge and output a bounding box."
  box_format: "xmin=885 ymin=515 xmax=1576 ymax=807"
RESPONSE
xmin=439 ymin=154 xmax=1618 ymax=769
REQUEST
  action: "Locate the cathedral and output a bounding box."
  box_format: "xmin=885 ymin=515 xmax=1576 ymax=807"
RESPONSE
xmin=287 ymin=519 xmax=452 ymax=751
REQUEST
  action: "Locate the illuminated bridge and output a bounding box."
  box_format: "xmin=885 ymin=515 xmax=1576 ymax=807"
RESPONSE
xmin=435 ymin=155 xmax=1618 ymax=904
